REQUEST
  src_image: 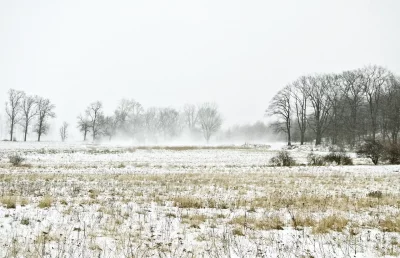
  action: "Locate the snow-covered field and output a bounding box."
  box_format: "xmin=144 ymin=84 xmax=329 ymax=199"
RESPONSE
xmin=0 ymin=142 xmax=399 ymax=257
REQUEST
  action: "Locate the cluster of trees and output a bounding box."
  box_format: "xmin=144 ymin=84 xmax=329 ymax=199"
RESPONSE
xmin=267 ymin=65 xmax=400 ymax=146
xmin=4 ymin=89 xmax=56 ymax=142
xmin=76 ymin=100 xmax=223 ymax=143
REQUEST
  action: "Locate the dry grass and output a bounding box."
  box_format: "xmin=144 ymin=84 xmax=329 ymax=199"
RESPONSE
xmin=312 ymin=215 xmax=349 ymax=234
xmin=254 ymin=216 xmax=284 ymax=230
xmin=292 ymin=214 xmax=316 ymax=229
xmin=230 ymin=215 xmax=284 ymax=230
xmin=0 ymin=196 xmax=17 ymax=209
xmin=182 ymin=214 xmax=208 ymax=228
xmin=88 ymin=189 xmax=99 ymax=199
xmin=0 ymin=155 xmax=399 ymax=257
xmin=38 ymin=195 xmax=53 ymax=209
xmin=173 ymin=196 xmax=204 ymax=209
xmin=379 ymin=215 xmax=400 ymax=232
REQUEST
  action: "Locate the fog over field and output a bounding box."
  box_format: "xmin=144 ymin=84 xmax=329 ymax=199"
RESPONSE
xmin=1 ymin=2 xmax=400 ymax=258
xmin=0 ymin=1 xmax=399 ymax=142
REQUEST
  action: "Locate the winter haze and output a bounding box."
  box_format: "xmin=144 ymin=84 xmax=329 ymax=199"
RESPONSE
xmin=0 ymin=0 xmax=399 ymax=141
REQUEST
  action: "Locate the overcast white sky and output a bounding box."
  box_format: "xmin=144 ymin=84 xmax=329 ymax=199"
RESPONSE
xmin=0 ymin=0 xmax=399 ymax=140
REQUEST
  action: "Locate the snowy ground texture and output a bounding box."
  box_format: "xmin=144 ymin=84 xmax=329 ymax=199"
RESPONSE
xmin=0 ymin=142 xmax=399 ymax=258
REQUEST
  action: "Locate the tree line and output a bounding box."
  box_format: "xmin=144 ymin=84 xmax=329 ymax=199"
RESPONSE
xmin=1 ymin=90 xmax=228 ymax=143
xmin=267 ymin=65 xmax=400 ymax=146
xmin=76 ymin=100 xmax=223 ymax=143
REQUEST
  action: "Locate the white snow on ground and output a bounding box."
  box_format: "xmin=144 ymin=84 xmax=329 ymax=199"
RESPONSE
xmin=0 ymin=141 xmax=399 ymax=257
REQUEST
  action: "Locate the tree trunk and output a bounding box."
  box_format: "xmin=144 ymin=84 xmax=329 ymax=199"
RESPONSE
xmin=37 ymin=120 xmax=42 ymax=142
xmin=315 ymin=127 xmax=322 ymax=145
xmin=286 ymin=119 xmax=291 ymax=146
xmin=371 ymin=125 xmax=376 ymax=142
xmin=10 ymin=118 xmax=14 ymax=141
xmin=205 ymin=131 xmax=210 ymax=144
xmin=92 ymin=124 xmax=96 ymax=141
xmin=24 ymin=122 xmax=28 ymax=142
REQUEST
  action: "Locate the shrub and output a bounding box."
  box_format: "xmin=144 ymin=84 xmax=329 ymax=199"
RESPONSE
xmin=117 ymin=163 xmax=126 ymax=168
xmin=8 ymin=153 xmax=25 ymax=166
xmin=21 ymin=218 xmax=30 ymax=225
xmin=324 ymin=152 xmax=353 ymax=165
xmin=367 ymin=190 xmax=383 ymax=198
xmin=270 ymin=151 xmax=296 ymax=167
xmin=383 ymin=143 xmax=400 ymax=164
xmin=357 ymin=140 xmax=383 ymax=165
xmin=307 ymin=152 xmax=326 ymax=166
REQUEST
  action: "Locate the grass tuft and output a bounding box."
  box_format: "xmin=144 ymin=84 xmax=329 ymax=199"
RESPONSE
xmin=38 ymin=195 xmax=53 ymax=209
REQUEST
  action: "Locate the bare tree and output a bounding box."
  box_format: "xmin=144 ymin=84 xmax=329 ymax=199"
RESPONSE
xmin=197 ymin=103 xmax=222 ymax=143
xmin=34 ymin=97 xmax=56 ymax=142
xmin=59 ymin=122 xmax=69 ymax=142
xmin=143 ymin=107 xmax=160 ymax=142
xmin=292 ymin=77 xmax=308 ymax=145
xmin=307 ymin=75 xmax=334 ymax=145
xmin=77 ymin=114 xmax=91 ymax=141
xmin=326 ymin=74 xmax=346 ymax=145
xmin=267 ymin=85 xmax=292 ymax=146
xmin=183 ymin=104 xmax=198 ymax=131
xmin=102 ymin=115 xmax=119 ymax=141
xmin=158 ymin=107 xmax=180 ymax=139
xmin=115 ymin=99 xmax=143 ymax=137
xmin=361 ymin=65 xmax=391 ymax=141
xmin=340 ymin=69 xmax=364 ymax=146
xmin=127 ymin=102 xmax=144 ymax=139
xmin=380 ymin=75 xmax=400 ymax=143
xmin=20 ymin=95 xmax=38 ymax=141
xmin=5 ymin=89 xmax=25 ymax=141
xmin=86 ymin=101 xmax=104 ymax=141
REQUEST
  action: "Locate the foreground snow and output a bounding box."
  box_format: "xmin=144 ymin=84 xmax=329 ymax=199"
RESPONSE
xmin=0 ymin=142 xmax=399 ymax=257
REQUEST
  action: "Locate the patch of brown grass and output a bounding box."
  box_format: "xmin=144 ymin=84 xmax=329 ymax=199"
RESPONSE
xmin=230 ymin=215 xmax=284 ymax=230
xmin=0 ymin=196 xmax=17 ymax=209
xmin=182 ymin=214 xmax=208 ymax=228
xmin=312 ymin=215 xmax=348 ymax=234
xmin=173 ymin=196 xmax=203 ymax=209
xmin=38 ymin=195 xmax=53 ymax=209
xmin=254 ymin=216 xmax=284 ymax=230
xmin=292 ymin=214 xmax=316 ymax=229
xmin=379 ymin=215 xmax=400 ymax=232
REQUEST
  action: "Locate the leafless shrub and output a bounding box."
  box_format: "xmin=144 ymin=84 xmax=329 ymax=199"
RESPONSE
xmin=357 ymin=140 xmax=384 ymax=165
xmin=8 ymin=153 xmax=25 ymax=166
xmin=307 ymin=152 xmax=326 ymax=166
xmin=324 ymin=152 xmax=353 ymax=165
xmin=270 ymin=150 xmax=296 ymax=167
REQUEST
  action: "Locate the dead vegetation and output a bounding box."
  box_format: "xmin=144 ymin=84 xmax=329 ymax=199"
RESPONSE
xmin=0 ymin=148 xmax=399 ymax=257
